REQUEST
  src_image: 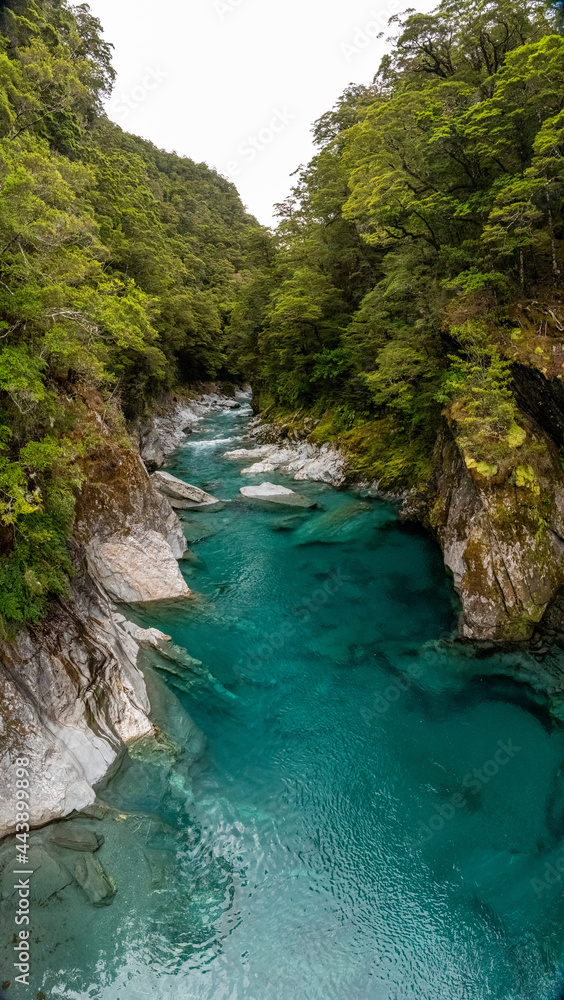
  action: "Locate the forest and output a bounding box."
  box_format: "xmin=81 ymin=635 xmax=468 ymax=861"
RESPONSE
xmin=0 ymin=0 xmax=563 ymax=630
xmin=235 ymin=0 xmax=564 ymax=488
xmin=0 ymin=0 xmax=261 ymax=627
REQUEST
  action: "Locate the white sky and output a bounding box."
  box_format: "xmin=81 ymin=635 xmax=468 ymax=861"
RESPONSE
xmin=87 ymin=0 xmax=434 ymax=227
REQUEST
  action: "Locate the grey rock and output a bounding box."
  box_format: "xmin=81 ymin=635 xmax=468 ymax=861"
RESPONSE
xmin=139 ymin=426 xmax=165 ymax=470
xmin=0 ymin=573 xmax=154 ymax=839
xmin=433 ymin=421 xmax=564 ymax=641
xmin=86 ymin=529 xmax=190 ymax=603
xmin=76 ymin=801 xmax=110 ymax=821
xmin=151 ymin=470 xmax=218 ymax=505
xmin=51 ymin=825 xmax=104 ymax=852
xmin=239 ymin=482 xmax=316 ymax=508
xmin=73 ymin=854 xmax=116 ymax=906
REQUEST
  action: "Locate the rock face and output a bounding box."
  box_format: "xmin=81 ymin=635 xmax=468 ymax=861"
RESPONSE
xmin=0 ymin=574 xmax=155 ymax=840
xmin=0 ymin=397 xmax=202 ymax=838
xmin=432 ymin=422 xmax=564 ymax=641
xmin=86 ymin=529 xmax=190 ymax=603
xmin=74 ymin=436 xmax=190 ymax=603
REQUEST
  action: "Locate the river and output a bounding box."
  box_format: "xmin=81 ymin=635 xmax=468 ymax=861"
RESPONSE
xmin=17 ymin=400 xmax=564 ymax=999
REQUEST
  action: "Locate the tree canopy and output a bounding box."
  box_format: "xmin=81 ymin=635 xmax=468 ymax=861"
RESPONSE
xmin=237 ymin=0 xmax=564 ymax=489
xmin=0 ymin=0 xmax=261 ymax=629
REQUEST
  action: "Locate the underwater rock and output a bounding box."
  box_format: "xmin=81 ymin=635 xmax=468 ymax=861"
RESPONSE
xmin=127 ymin=728 xmax=182 ymax=767
xmin=270 ymin=512 xmax=311 ymax=531
xmin=73 ymin=854 xmax=116 ymax=906
xmin=181 ymin=518 xmax=217 ymax=542
xmin=1 ymin=845 xmax=73 ymax=903
xmin=293 ymin=501 xmax=384 ymax=544
xmin=143 ymin=846 xmax=175 ymax=887
xmin=51 ymin=825 xmax=104 ymax=852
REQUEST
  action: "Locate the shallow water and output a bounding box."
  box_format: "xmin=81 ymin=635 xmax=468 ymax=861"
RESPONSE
xmin=7 ymin=402 xmax=564 ymax=999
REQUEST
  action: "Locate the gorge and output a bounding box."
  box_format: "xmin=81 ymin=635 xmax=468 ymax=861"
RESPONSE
xmin=1 ymin=0 xmax=564 ymax=996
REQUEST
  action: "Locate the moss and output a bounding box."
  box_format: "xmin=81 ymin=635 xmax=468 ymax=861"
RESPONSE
xmin=465 ymin=456 xmax=498 ymax=477
xmin=507 ymin=422 xmax=526 ymax=448
xmin=341 ymin=418 xmax=433 ymax=490
xmin=513 ymin=464 xmax=540 ymax=494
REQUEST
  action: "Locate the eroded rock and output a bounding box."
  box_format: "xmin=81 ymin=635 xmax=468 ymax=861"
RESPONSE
xmin=433 ymin=422 xmax=564 ymax=641
xmin=87 ymin=529 xmax=190 ymax=603
xmin=0 ymin=574 xmax=155 ymax=838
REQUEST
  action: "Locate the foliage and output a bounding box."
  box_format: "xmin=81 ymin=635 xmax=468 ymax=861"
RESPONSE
xmin=235 ymin=0 xmax=563 ymax=493
xmin=0 ymin=0 xmax=261 ymax=630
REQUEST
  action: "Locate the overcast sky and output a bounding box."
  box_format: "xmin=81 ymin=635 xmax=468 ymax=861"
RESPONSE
xmin=86 ymin=0 xmax=434 ymax=226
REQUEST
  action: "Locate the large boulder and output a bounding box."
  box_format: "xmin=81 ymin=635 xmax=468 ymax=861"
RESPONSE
xmin=86 ymin=529 xmax=190 ymax=603
xmin=239 ymin=482 xmax=316 ymax=508
xmin=151 ymin=470 xmax=219 ymax=508
xmin=73 ymin=854 xmax=116 ymax=906
xmin=51 ymin=825 xmax=104 ymax=852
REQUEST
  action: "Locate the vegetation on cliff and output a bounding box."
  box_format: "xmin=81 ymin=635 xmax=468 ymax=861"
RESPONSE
xmin=0 ymin=0 xmax=260 ymax=629
xmin=236 ymin=0 xmax=564 ymax=495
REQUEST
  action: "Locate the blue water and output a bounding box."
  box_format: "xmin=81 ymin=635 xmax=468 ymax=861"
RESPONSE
xmin=10 ymin=402 xmax=564 ymax=999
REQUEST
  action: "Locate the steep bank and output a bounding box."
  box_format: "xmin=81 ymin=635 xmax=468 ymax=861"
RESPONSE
xmin=0 ymin=390 xmax=243 ymax=838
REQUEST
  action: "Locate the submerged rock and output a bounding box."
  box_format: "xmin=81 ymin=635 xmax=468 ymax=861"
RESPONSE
xmin=51 ymin=825 xmax=104 ymax=852
xmin=1 ymin=845 xmax=73 ymax=903
xmin=239 ymin=482 xmax=316 ymax=508
xmin=73 ymin=854 xmax=116 ymax=906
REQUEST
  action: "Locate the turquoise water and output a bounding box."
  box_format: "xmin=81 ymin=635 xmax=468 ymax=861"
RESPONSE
xmin=9 ymin=402 xmax=564 ymax=999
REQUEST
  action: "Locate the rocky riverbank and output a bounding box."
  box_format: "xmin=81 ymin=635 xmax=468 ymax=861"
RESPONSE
xmin=0 ymin=388 xmax=245 ymax=841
